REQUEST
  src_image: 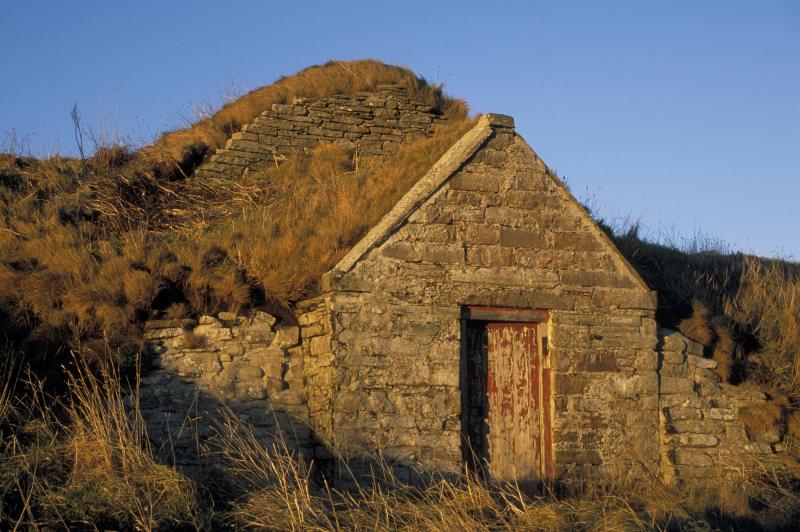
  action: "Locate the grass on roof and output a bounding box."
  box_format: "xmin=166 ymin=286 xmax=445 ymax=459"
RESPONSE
xmin=142 ymin=59 xmax=468 ymax=179
xmin=0 ymin=74 xmax=472 ymax=367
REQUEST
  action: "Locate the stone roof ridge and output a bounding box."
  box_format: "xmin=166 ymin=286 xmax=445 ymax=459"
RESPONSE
xmin=323 ymin=114 xmax=508 ymax=283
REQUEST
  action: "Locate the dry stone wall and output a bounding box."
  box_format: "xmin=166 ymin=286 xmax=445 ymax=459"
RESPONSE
xmin=658 ymin=328 xmax=789 ymax=484
xmin=139 ymin=311 xmax=313 ymax=476
xmin=196 ymin=85 xmax=447 ymax=179
xmin=320 ymin=121 xmax=661 ymax=481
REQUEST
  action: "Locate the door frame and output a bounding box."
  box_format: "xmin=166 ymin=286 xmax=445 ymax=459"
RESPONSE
xmin=460 ymin=305 xmax=554 ymax=479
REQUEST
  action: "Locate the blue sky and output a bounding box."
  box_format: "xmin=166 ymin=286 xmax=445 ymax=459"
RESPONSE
xmin=1 ymin=1 xmax=798 ymax=258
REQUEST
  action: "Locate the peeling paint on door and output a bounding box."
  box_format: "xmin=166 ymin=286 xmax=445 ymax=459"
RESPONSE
xmin=465 ymin=317 xmax=552 ymax=481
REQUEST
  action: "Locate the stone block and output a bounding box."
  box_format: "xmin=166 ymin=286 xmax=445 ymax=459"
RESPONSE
xmin=484 ymin=206 xmax=524 ymax=226
xmin=382 ymin=242 xmax=418 ymax=261
xmin=499 ymin=228 xmax=547 ymax=248
xmin=706 ymin=408 xmax=735 ymax=421
xmin=591 ymin=288 xmax=657 ymax=311
xmin=194 ymin=323 xmax=233 ymax=341
xmin=660 ymin=376 xmax=694 ymax=395
xmin=611 ymin=374 xmax=654 ymax=397
xmin=310 ymin=336 xmax=330 ymax=355
xmin=143 ymin=327 xmax=186 ymax=340
xmin=662 ymin=351 xmax=686 ymax=364
xmin=466 ymin=246 xmax=514 ymax=267
xmin=676 ymin=434 xmax=718 ymax=447
xmin=462 ymin=225 xmax=500 ymax=245
xmin=634 ymin=350 xmax=659 ymax=371
xmin=573 ymin=351 xmax=620 ymax=372
xmin=419 ymin=243 xmax=464 ymax=264
xmin=552 ymin=232 xmax=600 ymax=252
xmin=273 ymin=326 xmax=300 ymax=348
xmin=665 ymin=406 xmax=702 ymax=421
xmin=668 ymin=419 xmax=724 ymax=434
xmin=687 ymin=354 xmax=717 ymax=369
xmin=557 ymin=449 xmax=602 ymax=466
xmin=554 ymin=373 xmax=589 ymax=395
xmin=448 ymin=172 xmax=500 ymax=192
xmin=671 ymin=450 xmax=713 ymax=467
xmin=560 ymin=270 xmax=634 ymax=289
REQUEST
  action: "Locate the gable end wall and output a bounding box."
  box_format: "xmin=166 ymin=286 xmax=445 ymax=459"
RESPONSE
xmin=321 ymin=123 xmax=661 ymax=480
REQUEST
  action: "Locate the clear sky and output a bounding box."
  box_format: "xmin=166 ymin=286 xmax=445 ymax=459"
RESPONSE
xmin=1 ymin=1 xmax=798 ymax=258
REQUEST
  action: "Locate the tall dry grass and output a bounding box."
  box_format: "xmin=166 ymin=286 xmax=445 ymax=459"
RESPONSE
xmin=727 ymin=258 xmax=800 ymax=391
xmin=217 ymin=119 xmax=474 ymax=305
xmin=212 ymin=412 xmax=800 ymax=531
xmin=0 ymin=61 xmax=471 ymax=366
xmin=0 ymin=352 xmax=199 ymax=530
xmin=2 ymin=348 xmax=798 ymax=529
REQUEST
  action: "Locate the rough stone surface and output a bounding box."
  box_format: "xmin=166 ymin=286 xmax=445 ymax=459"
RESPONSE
xmin=195 ymin=85 xmax=448 ymax=179
xmin=657 ymin=328 xmax=788 ymax=485
xmin=139 ymin=311 xmax=310 ymax=477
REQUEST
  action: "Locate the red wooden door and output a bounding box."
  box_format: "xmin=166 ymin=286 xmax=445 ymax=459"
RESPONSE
xmin=465 ymin=321 xmax=552 ymax=481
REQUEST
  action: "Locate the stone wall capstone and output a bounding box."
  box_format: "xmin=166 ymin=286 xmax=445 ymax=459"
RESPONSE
xmin=195 ymin=85 xmax=448 ymax=179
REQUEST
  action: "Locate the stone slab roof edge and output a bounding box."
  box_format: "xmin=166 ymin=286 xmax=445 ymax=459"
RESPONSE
xmin=323 ymin=114 xmax=504 ymax=283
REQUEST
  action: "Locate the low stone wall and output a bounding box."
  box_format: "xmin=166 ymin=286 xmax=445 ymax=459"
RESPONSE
xmin=139 ymin=311 xmax=313 ymax=477
xmin=196 ymin=85 xmax=448 ymax=179
xmin=136 ymin=316 xmax=792 ymax=483
xmin=658 ymin=328 xmax=788 ymax=484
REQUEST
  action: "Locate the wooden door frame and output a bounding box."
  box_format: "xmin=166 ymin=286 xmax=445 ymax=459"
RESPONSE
xmin=460 ymin=306 xmax=554 ymax=479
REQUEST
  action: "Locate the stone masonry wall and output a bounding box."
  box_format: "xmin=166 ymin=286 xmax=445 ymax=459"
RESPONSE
xmin=296 ymin=295 xmax=337 ymax=459
xmin=321 ymin=121 xmax=661 ymax=481
xmin=195 ymin=85 xmax=447 ymax=179
xmin=658 ymin=328 xmax=788 ymax=485
xmin=139 ymin=311 xmax=313 ymax=476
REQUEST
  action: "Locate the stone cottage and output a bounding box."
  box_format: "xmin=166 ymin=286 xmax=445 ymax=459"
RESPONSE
xmin=140 ymin=86 xmax=787 ymax=486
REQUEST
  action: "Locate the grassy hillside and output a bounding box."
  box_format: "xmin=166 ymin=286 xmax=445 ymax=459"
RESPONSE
xmin=0 ymin=60 xmax=470 ymax=370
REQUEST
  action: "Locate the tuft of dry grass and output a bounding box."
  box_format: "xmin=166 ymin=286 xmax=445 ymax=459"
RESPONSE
xmin=726 ymin=257 xmax=800 ymax=392
xmin=740 ymin=398 xmax=788 ymax=444
xmin=211 ymin=412 xmax=800 ymax=531
xmin=141 ymin=59 xmax=468 ymax=179
xmin=218 ymin=119 xmax=475 ymax=305
xmin=0 ymin=352 xmax=199 ymax=530
xmin=678 ymin=300 xmax=716 ymax=348
xmin=677 ymin=301 xmax=741 ymax=382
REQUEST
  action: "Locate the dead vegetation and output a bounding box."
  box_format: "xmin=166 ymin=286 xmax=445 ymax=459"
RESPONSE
xmin=2 ymin=355 xmax=798 ymax=530
xmin=0 ymin=60 xmax=471 ymax=370
xmin=0 ymin=353 xmax=199 ymax=530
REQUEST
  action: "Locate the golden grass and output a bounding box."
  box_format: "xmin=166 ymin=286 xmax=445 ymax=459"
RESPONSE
xmin=212 ymin=411 xmax=800 ymax=531
xmin=727 ymin=257 xmax=800 ymax=391
xmin=678 ymin=301 xmax=741 ymax=382
xmin=216 ymin=119 xmax=475 ymax=305
xmin=0 ymin=353 xmax=198 ymax=530
xmin=0 ymin=59 xmax=471 ymax=362
xmin=2 ymin=350 xmax=798 ymax=529
xmin=142 ymin=59 xmax=468 ymax=179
